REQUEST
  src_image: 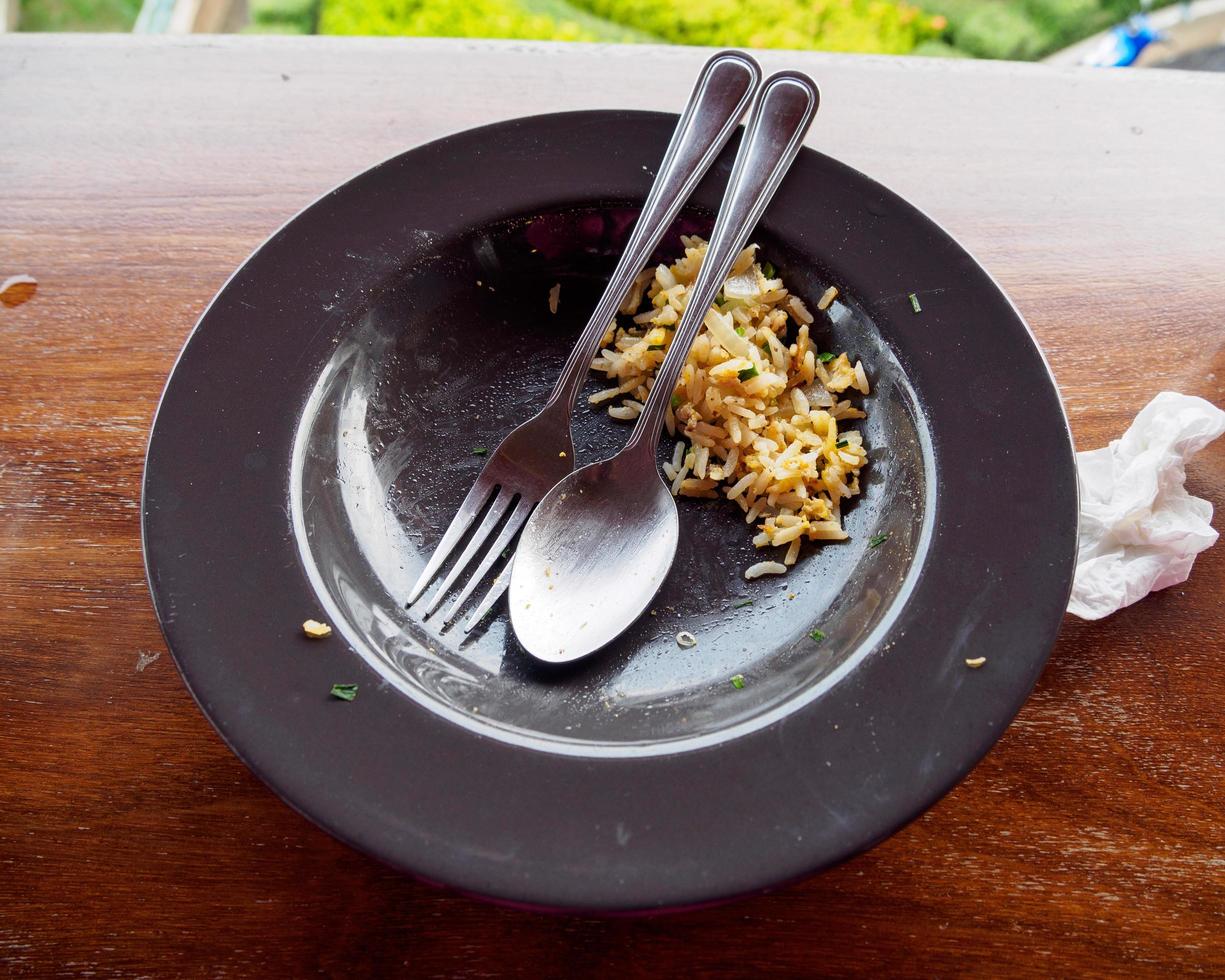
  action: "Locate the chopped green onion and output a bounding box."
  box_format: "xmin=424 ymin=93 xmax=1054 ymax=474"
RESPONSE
xmin=715 ymin=291 xmax=725 ymax=305
xmin=869 ymin=533 xmax=890 ymax=548
xmin=908 ymin=293 xmax=922 ymax=314
xmin=648 ymin=344 xmax=665 ymax=351
xmin=761 ymin=261 xmax=776 ymax=278
xmin=818 ymin=352 xmax=835 ymax=364
xmin=670 ymin=394 xmax=682 ymax=410
xmin=760 ymin=342 xmax=771 ymax=355
xmin=734 ymin=326 xmax=746 ymax=336
xmin=730 ymin=674 xmax=746 ymax=689
xmin=809 ymin=629 xmax=826 ymax=642
xmin=733 ymin=598 xmax=753 ymax=608
xmin=330 ymin=683 xmax=358 ymax=701
xmin=472 ymin=447 xmax=488 ymax=456
xmin=737 ymin=365 xmax=759 ymax=382
xmin=836 ymin=439 xmax=848 ymax=449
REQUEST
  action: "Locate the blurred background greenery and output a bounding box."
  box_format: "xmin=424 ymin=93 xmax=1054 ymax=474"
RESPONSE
xmin=20 ymin=0 xmax=140 ymax=30
xmin=16 ymin=0 xmax=1173 ymax=64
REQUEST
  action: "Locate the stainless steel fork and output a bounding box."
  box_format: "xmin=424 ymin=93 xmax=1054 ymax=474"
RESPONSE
xmin=406 ymin=50 xmax=762 ymax=631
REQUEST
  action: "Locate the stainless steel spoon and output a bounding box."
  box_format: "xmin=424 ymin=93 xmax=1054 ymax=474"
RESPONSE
xmin=509 ymin=70 xmax=821 ymax=664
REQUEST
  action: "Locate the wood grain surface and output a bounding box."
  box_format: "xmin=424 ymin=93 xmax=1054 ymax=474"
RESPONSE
xmin=2 ymin=36 xmax=1224 ymax=978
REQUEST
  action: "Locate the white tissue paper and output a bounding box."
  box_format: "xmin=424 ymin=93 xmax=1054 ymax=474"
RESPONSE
xmin=1069 ymin=391 xmax=1225 ymax=620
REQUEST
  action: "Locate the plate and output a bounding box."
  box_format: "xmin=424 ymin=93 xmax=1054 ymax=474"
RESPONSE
xmin=143 ymin=110 xmax=1078 ymax=912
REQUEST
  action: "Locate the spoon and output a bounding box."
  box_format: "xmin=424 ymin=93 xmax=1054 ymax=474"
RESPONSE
xmin=509 ymin=70 xmax=821 ymax=664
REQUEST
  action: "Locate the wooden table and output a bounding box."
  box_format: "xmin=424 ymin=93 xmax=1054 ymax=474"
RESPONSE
xmin=3 ymin=35 xmax=1223 ymax=976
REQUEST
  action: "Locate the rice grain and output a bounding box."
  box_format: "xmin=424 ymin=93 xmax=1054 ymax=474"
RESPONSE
xmin=587 ymin=237 xmax=872 ymax=573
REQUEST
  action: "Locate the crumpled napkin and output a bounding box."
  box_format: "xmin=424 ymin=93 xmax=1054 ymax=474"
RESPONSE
xmin=1069 ymin=391 xmax=1225 ymax=620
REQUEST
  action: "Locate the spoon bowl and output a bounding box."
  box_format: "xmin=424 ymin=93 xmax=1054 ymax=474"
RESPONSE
xmin=509 ymin=448 xmax=678 ymax=663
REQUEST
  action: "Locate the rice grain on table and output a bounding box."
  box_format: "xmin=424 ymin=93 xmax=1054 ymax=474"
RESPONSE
xmin=589 ymin=236 xmax=871 ymax=572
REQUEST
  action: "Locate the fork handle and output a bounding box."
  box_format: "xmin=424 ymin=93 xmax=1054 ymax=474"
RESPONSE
xmin=625 ymin=70 xmax=820 ymax=460
xmin=545 ymin=50 xmax=761 ymax=414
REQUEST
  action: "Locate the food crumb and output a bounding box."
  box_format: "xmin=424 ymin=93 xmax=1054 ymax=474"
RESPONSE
xmin=559 ymin=451 xmax=567 ymax=458
xmin=0 ymin=275 xmax=37 ymax=307
xmin=965 ymin=656 xmax=987 ymax=668
xmin=745 ymin=560 xmax=787 ymax=580
xmin=302 ymin=619 xmax=332 ymax=639
xmin=135 ymin=650 xmax=160 ymax=672
xmin=548 ymin=282 xmax=561 ymax=314
xmin=676 ymin=631 xmax=697 ymax=648
xmin=817 ymin=285 xmax=838 ymax=311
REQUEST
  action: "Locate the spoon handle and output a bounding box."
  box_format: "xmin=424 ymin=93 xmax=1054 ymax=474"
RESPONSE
xmin=545 ymin=50 xmax=761 ymax=414
xmin=625 ymin=70 xmax=820 ymax=459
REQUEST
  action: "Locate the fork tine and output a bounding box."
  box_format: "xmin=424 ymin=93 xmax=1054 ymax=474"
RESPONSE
xmin=439 ymin=497 xmax=535 ymax=626
xmin=420 ymin=488 xmax=515 ymax=616
xmin=406 ymin=476 xmax=496 ymax=605
xmin=462 ymin=565 xmax=512 ymax=634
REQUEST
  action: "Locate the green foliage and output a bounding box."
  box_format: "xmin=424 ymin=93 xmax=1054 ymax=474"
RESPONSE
xmin=563 ymin=0 xmax=944 ymax=54
xmin=248 ymin=0 xmax=319 ymax=32
xmin=1021 ymin=0 xmax=1141 ymax=50
xmin=320 ymin=0 xmax=599 ymax=39
xmin=925 ymin=0 xmax=1178 ymax=60
xmin=910 ymin=38 xmax=971 ymax=57
xmin=18 ymin=0 xmax=140 ymax=30
xmin=521 ymin=0 xmax=658 ymax=41
xmin=319 ymin=0 xmax=941 ymax=50
xmin=951 ymin=2 xmax=1045 ymax=58
xmin=313 ymin=0 xmax=1181 ymax=60
xmin=13 ymin=0 xmax=1182 ymax=65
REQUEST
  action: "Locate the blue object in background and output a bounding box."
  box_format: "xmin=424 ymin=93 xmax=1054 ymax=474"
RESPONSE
xmin=1081 ymin=13 xmax=1164 ymax=67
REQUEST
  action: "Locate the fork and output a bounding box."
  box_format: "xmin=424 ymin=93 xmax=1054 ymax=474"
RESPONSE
xmin=406 ymin=50 xmax=762 ymax=631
